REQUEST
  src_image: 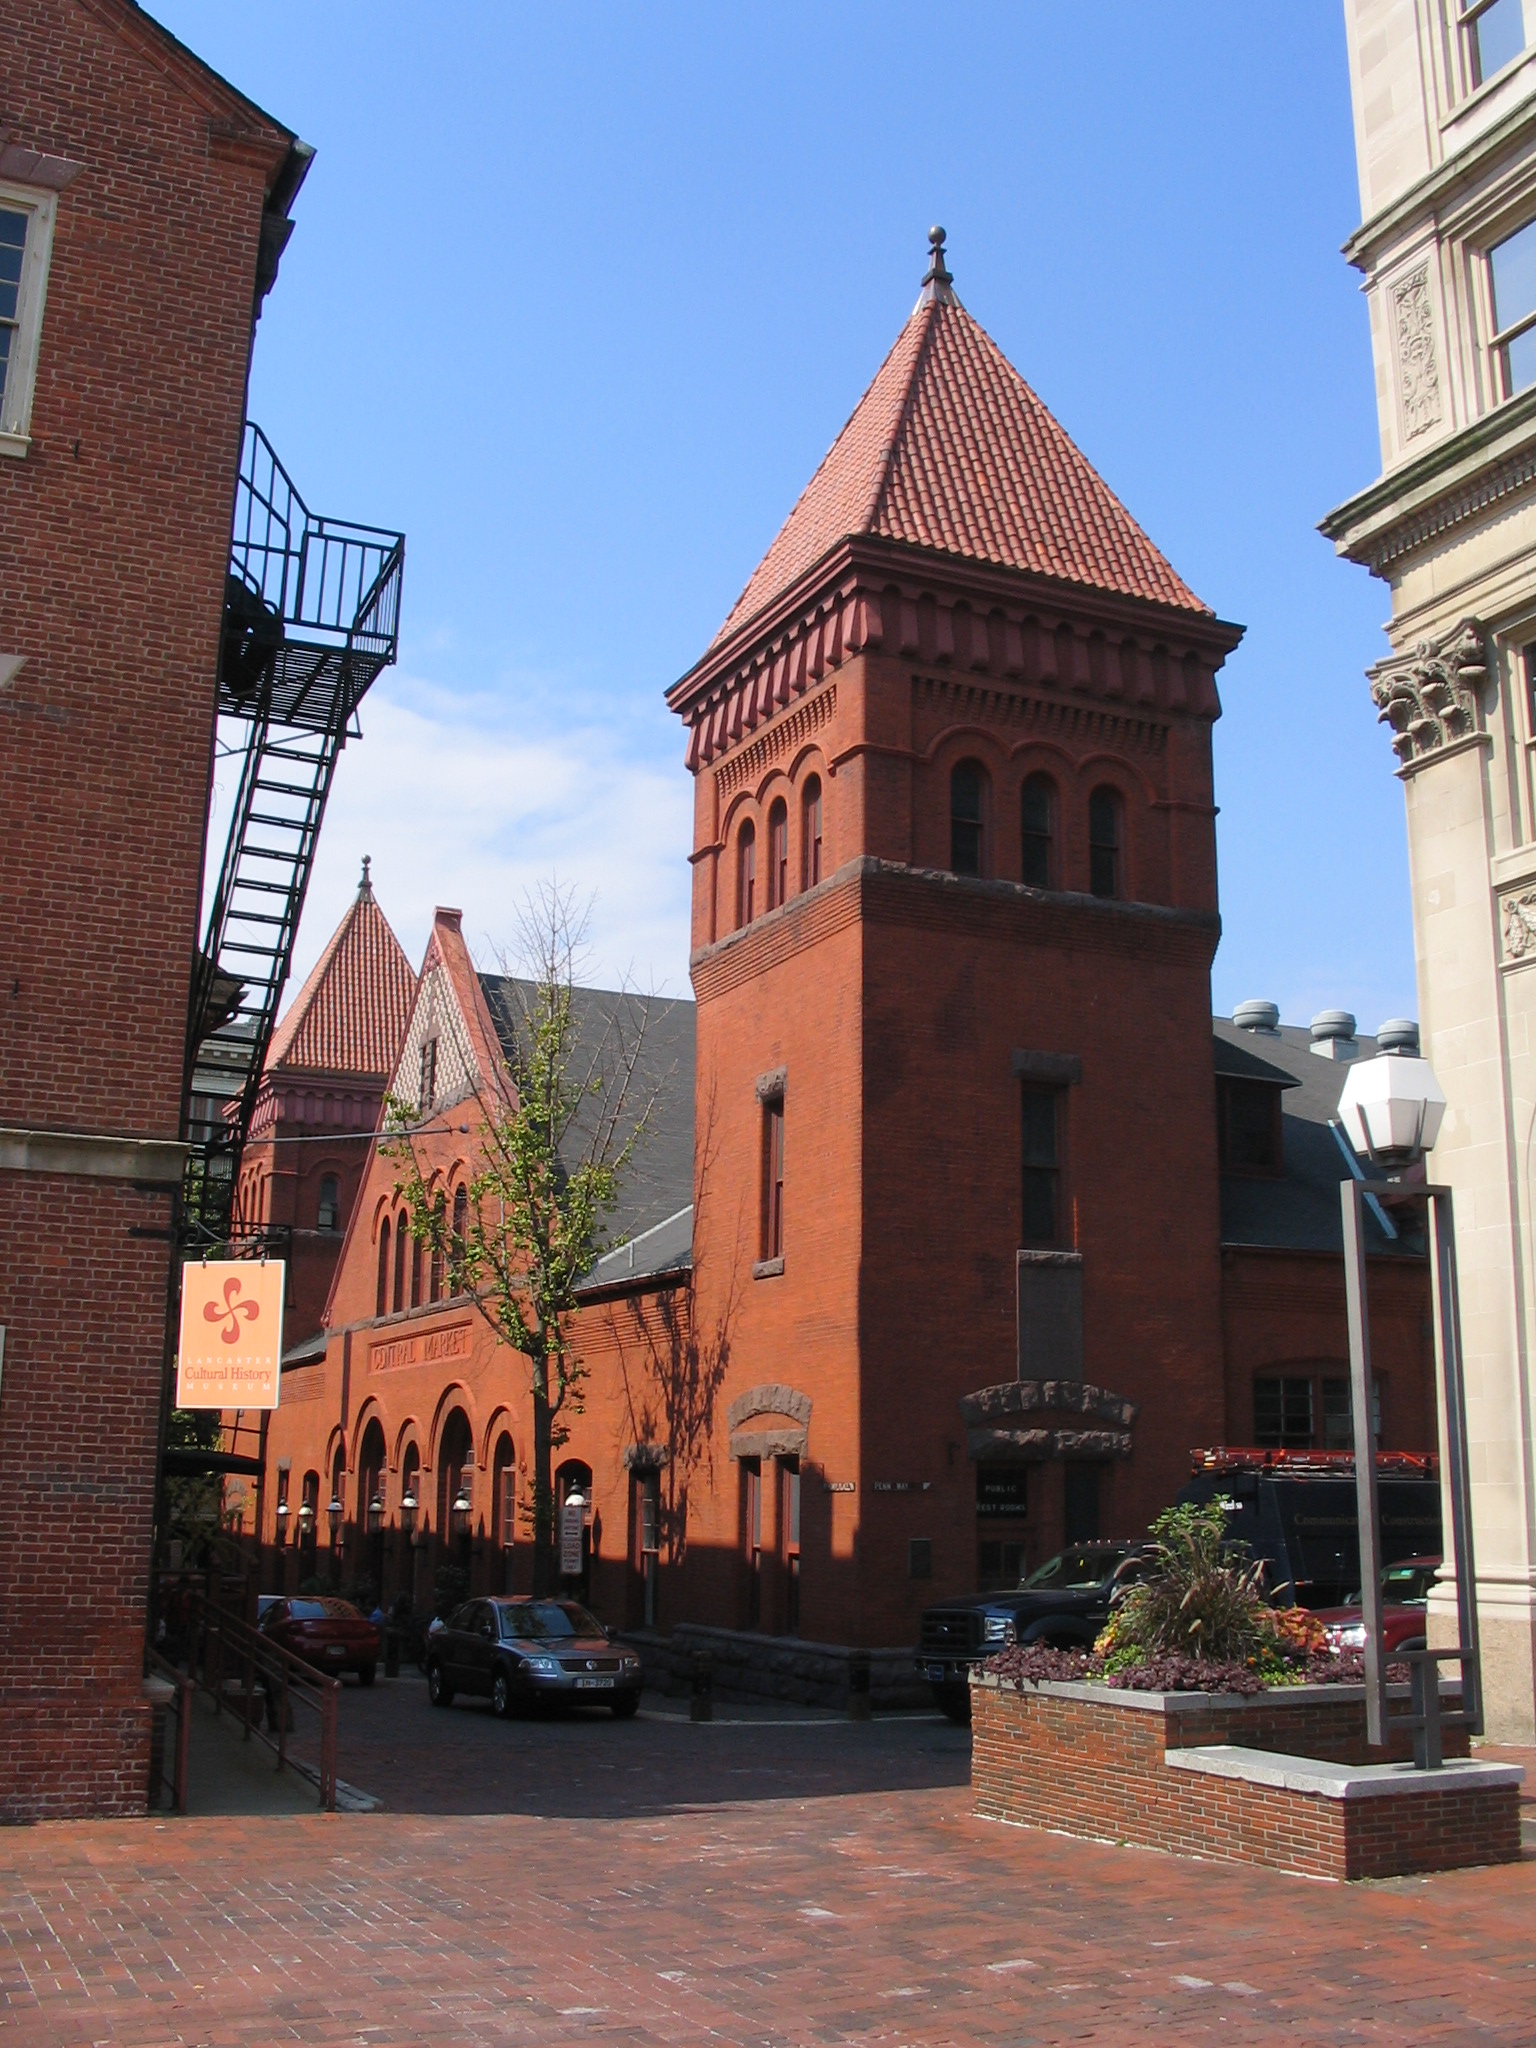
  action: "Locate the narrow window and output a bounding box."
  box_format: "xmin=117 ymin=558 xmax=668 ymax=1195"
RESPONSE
xmin=1088 ymin=786 xmax=1122 ymax=899
xmin=1462 ymin=0 xmax=1525 ymax=90
xmin=1020 ymin=773 xmax=1055 ymax=888
xmin=780 ymin=1457 xmax=801 ymax=1635
xmin=1489 ymin=214 xmax=1536 ymax=399
xmin=1020 ymin=1083 xmax=1060 ymax=1247
xmin=1217 ymin=1078 xmax=1283 ymax=1173
xmin=802 ymin=776 xmax=823 ymax=889
xmin=393 ymin=1209 xmax=408 ymax=1313
xmin=317 ymin=1174 xmax=340 ymax=1231
xmin=737 ymin=821 xmax=757 ymax=927
xmin=742 ymin=1458 xmax=762 ymax=1629
xmin=950 ymin=760 xmax=985 ymax=876
xmin=410 ymin=1228 xmax=422 ymax=1309
xmin=430 ymin=1193 xmax=446 ymax=1302
xmin=762 ymin=1097 xmax=785 ymax=1260
xmin=376 ymin=1217 xmax=390 ymax=1317
xmin=452 ymin=1182 xmax=468 ymax=1258
xmin=419 ymin=1037 xmax=438 ymax=1114
xmin=767 ymin=798 xmax=788 ymax=910
xmin=0 ymin=190 xmax=58 ymax=446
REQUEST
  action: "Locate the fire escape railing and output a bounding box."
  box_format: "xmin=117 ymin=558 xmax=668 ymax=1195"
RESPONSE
xmin=183 ymin=423 xmax=404 ymax=1248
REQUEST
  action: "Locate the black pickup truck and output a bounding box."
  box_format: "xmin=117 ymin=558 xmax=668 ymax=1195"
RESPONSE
xmin=916 ymin=1541 xmax=1146 ymax=1722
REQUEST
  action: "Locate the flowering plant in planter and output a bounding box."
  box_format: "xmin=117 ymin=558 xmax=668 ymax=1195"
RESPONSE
xmin=984 ymin=1504 xmax=1388 ymax=1696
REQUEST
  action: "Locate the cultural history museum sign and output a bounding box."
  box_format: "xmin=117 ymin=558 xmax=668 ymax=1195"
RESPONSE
xmin=176 ymin=1261 xmax=285 ymax=1409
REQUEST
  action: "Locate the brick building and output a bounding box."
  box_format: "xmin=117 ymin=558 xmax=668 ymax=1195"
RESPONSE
xmin=254 ymin=239 xmax=1439 ymax=1658
xmin=233 ymin=859 xmax=416 ymax=1351
xmin=0 ymin=1 xmax=311 ymax=1817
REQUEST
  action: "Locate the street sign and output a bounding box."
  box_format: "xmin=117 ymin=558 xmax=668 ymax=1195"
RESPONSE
xmin=560 ymin=1492 xmax=585 ymax=1577
xmin=176 ymin=1260 xmax=285 ymax=1409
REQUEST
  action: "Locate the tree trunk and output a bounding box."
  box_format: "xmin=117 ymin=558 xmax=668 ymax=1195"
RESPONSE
xmin=531 ymin=1378 xmax=554 ymax=1596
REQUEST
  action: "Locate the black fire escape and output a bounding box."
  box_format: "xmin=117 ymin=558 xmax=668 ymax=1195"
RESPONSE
xmin=182 ymin=422 xmax=405 ymax=1248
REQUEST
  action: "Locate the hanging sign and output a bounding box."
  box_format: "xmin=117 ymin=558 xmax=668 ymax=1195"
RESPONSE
xmin=176 ymin=1260 xmax=285 ymax=1409
xmin=560 ymin=1493 xmax=586 ymax=1576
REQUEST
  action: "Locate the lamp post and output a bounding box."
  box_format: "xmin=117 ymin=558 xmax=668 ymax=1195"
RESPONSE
xmin=400 ymin=1485 xmax=418 ymax=1611
xmin=1337 ymin=1025 xmax=1480 ymax=1765
xmin=367 ymin=1491 xmax=384 ymax=1603
xmin=327 ymin=1494 xmax=344 ymax=1585
xmin=451 ymin=1483 xmax=472 ymax=1579
xmin=273 ymin=1498 xmax=289 ymax=1595
xmin=296 ymin=1498 xmax=314 ymax=1581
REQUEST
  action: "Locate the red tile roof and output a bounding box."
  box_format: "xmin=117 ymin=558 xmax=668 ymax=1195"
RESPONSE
xmin=715 ymin=291 xmax=1208 ymax=646
xmin=264 ymin=864 xmax=416 ymax=1079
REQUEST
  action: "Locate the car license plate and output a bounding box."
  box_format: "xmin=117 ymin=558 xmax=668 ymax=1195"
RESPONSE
xmin=575 ymin=1675 xmax=615 ymax=1690
xmin=926 ymin=1663 xmax=948 ymax=1683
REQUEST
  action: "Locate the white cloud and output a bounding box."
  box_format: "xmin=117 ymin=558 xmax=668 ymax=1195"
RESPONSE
xmin=203 ymin=665 xmax=697 ymax=1022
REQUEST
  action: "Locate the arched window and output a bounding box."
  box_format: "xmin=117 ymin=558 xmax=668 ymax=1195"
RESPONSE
xmin=950 ymin=760 xmax=986 ymax=877
xmin=492 ymin=1432 xmax=516 ymax=1550
xmin=438 ymin=1410 xmax=474 ymax=1550
xmin=1020 ymin=774 xmax=1055 ymax=889
xmin=376 ymin=1217 xmax=390 ymax=1318
xmin=430 ymin=1193 xmax=446 ymax=1302
xmin=410 ymin=1226 xmax=422 ymax=1310
xmin=393 ymin=1210 xmax=408 ymax=1313
xmin=317 ymin=1174 xmax=340 ymax=1231
xmin=356 ymin=1419 xmax=386 ymax=1533
xmin=452 ymin=1183 xmax=468 ymax=1264
xmin=802 ymin=776 xmax=823 ymax=889
xmin=1088 ymin=786 xmax=1123 ymax=899
xmin=737 ymin=820 xmax=757 ymax=927
xmin=767 ymin=798 xmax=788 ymax=910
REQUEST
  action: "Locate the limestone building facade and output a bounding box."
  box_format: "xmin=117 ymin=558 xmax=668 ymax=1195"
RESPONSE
xmin=1324 ymin=0 xmax=1536 ymax=1739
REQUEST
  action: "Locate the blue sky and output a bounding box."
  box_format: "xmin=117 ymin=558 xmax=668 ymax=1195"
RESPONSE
xmin=161 ymin=2 xmax=1413 ymax=1032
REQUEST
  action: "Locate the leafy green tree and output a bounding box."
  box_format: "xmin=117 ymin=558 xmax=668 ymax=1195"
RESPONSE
xmin=387 ymin=884 xmax=660 ymax=1593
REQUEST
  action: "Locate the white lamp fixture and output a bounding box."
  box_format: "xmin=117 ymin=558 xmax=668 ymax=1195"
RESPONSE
xmin=1337 ymin=1024 xmax=1446 ymax=1169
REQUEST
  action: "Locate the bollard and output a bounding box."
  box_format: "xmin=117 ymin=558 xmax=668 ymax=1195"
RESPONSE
xmin=848 ymin=1647 xmax=872 ymax=1721
xmin=384 ymin=1625 xmax=401 ymax=1680
xmin=689 ymin=1648 xmax=714 ymax=1723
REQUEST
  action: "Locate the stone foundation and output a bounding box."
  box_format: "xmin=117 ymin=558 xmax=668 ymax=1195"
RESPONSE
xmin=628 ymin=1625 xmax=930 ymax=1710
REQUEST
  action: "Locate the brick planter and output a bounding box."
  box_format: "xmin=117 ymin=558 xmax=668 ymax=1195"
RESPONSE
xmin=971 ymin=1674 xmax=1521 ymax=1880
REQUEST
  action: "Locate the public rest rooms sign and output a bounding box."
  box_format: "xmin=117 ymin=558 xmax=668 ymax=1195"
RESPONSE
xmin=176 ymin=1261 xmax=285 ymax=1409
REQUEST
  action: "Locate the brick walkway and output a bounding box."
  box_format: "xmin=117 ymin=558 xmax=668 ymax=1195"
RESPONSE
xmin=2 ymin=1696 xmax=1532 ymax=2046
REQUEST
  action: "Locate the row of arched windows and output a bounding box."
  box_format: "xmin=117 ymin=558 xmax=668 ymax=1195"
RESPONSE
xmin=950 ymin=761 xmax=1125 ymax=900
xmin=736 ymin=774 xmax=823 ymax=930
xmin=375 ymin=1182 xmax=470 ymax=1318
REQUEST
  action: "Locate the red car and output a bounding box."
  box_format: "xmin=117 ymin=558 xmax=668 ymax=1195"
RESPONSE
xmin=1312 ymin=1557 xmax=1440 ymax=1655
xmin=258 ymin=1596 xmax=381 ymax=1683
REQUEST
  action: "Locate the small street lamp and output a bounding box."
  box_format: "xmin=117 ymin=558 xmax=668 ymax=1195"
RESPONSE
xmin=327 ymin=1495 xmax=344 ymax=1544
xmin=274 ymin=1499 xmax=290 ymax=1547
xmin=400 ymin=1486 xmax=418 ymax=1541
xmin=451 ymin=1485 xmax=471 ymax=1540
xmin=366 ymin=1493 xmax=384 ymax=1536
xmin=1336 ymin=1024 xmax=1479 ymax=1766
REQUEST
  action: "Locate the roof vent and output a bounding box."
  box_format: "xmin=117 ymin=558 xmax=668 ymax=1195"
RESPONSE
xmin=1233 ymin=999 xmax=1281 ymax=1037
xmin=1376 ymin=1017 xmax=1421 ymax=1057
xmin=1309 ymin=1009 xmax=1360 ymax=1062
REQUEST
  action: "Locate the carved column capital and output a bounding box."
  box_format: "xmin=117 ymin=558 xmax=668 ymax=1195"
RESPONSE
xmin=1368 ymin=618 xmax=1487 ymax=765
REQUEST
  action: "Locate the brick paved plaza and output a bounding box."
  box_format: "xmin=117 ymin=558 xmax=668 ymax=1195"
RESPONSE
xmin=1 ymin=1683 xmax=1533 ymax=2046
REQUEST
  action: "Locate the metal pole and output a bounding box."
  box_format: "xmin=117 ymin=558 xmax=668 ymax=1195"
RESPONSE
xmin=1341 ymin=1178 xmax=1387 ymax=1746
xmin=1428 ymin=1185 xmax=1482 ymax=1735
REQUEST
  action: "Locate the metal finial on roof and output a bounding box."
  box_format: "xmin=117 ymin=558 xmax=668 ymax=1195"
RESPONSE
xmin=359 ymin=854 xmax=373 ymax=899
xmin=917 ymin=224 xmax=957 ymax=309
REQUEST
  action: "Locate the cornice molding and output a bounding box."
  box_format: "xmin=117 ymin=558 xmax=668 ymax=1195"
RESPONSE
xmin=1368 ymin=617 xmax=1488 ymax=766
xmin=1321 ymin=385 xmax=1536 ymax=574
xmin=0 ymin=1125 xmax=186 ymax=1186
xmin=669 ymin=536 xmax=1242 ymax=775
xmin=1342 ymin=93 xmax=1536 ymax=275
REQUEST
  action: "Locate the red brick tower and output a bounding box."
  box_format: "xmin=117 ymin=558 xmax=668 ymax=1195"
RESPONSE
xmin=667 ymin=233 xmax=1245 ymax=1645
xmin=234 ymin=859 xmax=416 ymax=1349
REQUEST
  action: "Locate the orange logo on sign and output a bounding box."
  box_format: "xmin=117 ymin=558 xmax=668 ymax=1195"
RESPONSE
xmin=177 ymin=1260 xmax=285 ymax=1411
xmin=204 ymin=1274 xmax=261 ymax=1343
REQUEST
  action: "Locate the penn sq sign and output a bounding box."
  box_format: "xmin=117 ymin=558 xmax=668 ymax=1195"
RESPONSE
xmin=176 ymin=1261 xmax=286 ymax=1410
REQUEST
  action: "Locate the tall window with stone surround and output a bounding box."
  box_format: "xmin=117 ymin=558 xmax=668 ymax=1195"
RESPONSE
xmin=950 ymin=759 xmax=986 ymax=876
xmin=737 ymin=820 xmax=756 ymax=927
xmin=1462 ymin=0 xmax=1525 ymax=90
xmin=802 ymin=776 xmax=823 ymax=888
xmin=1021 ymin=773 xmax=1055 ymax=888
xmin=767 ymin=797 xmax=788 ymax=910
xmin=1088 ymin=786 xmax=1123 ymax=899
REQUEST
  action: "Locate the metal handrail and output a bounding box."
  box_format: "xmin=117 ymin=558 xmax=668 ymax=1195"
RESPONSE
xmin=183 ymin=1594 xmax=340 ymax=1810
xmin=146 ymin=1649 xmax=193 ymax=1814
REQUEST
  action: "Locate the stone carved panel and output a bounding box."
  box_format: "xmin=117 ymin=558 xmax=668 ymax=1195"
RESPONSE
xmin=1391 ymin=265 xmax=1442 ymax=441
xmin=1503 ymin=892 xmax=1536 ymax=962
xmin=1368 ymin=619 xmax=1487 ymax=766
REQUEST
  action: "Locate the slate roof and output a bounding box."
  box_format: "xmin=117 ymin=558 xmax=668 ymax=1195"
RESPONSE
xmin=265 ymin=866 xmax=417 ymax=1078
xmin=714 ymin=285 xmax=1209 ymax=648
xmin=476 ymin=977 xmax=696 ymax=1288
xmin=1213 ymin=1019 xmax=1423 ymax=1261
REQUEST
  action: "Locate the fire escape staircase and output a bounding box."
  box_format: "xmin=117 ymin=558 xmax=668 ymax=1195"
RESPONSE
xmin=183 ymin=423 xmax=404 ymax=1248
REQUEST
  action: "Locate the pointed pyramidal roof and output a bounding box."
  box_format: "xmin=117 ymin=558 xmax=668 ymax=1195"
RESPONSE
xmin=264 ymin=857 xmax=417 ymax=1078
xmin=713 ymin=229 xmax=1208 ymax=649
